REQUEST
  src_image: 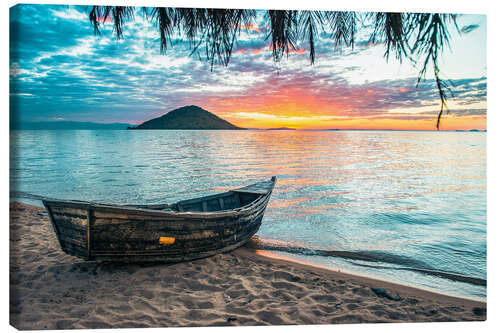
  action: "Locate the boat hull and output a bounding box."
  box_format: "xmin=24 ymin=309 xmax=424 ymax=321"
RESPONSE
xmin=43 ymin=178 xmax=275 ymax=262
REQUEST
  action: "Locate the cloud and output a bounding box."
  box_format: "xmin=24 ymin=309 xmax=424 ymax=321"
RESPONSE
xmin=9 ymin=4 xmax=487 ymax=129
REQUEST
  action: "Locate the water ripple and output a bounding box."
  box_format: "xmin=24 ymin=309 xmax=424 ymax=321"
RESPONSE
xmin=10 ymin=129 xmax=486 ymax=298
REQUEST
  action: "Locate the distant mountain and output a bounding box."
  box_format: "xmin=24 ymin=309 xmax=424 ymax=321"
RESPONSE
xmin=129 ymin=105 xmax=243 ymax=130
xmin=266 ymin=127 xmax=296 ymax=130
xmin=455 ymin=129 xmax=486 ymax=132
xmin=11 ymin=121 xmax=132 ymax=130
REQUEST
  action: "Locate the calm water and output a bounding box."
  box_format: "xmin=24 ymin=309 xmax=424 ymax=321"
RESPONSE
xmin=10 ymin=130 xmax=487 ymax=299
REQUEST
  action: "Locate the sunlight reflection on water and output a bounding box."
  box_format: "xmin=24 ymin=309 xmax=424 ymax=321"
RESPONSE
xmin=10 ymin=130 xmax=486 ymax=298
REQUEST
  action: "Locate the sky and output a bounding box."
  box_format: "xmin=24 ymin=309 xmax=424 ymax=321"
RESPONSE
xmin=9 ymin=4 xmax=487 ymax=130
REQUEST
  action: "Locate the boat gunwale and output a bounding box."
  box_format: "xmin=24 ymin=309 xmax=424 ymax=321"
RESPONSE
xmin=42 ymin=177 xmax=276 ymax=220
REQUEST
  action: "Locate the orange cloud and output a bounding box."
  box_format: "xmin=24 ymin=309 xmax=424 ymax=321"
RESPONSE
xmin=251 ymin=47 xmax=266 ymax=54
xmin=294 ymin=48 xmax=307 ymax=54
xmin=96 ymin=16 xmax=113 ymax=23
xmin=234 ymin=49 xmax=248 ymax=54
xmin=237 ymin=23 xmax=261 ymax=33
xmin=236 ymin=45 xmax=309 ymax=56
xmin=200 ymin=83 xmax=486 ymax=131
xmin=202 ymin=85 xmax=352 ymax=129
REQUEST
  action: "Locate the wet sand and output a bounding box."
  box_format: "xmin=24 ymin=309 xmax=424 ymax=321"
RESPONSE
xmin=9 ymin=202 xmax=486 ymax=330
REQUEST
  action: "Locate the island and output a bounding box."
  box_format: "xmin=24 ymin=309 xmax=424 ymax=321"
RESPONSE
xmin=266 ymin=127 xmax=296 ymax=131
xmin=128 ymin=105 xmax=244 ymax=130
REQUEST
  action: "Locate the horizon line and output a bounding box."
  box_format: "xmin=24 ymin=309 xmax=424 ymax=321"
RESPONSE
xmin=11 ymin=120 xmax=486 ymax=132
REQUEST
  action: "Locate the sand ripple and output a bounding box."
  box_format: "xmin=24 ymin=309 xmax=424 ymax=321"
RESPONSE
xmin=10 ymin=202 xmax=486 ymax=329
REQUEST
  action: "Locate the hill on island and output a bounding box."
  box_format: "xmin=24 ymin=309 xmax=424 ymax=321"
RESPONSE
xmin=129 ymin=105 xmax=243 ymax=130
xmin=267 ymin=127 xmax=296 ymax=130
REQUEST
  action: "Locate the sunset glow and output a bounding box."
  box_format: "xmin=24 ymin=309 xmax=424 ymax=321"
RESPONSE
xmin=10 ymin=5 xmax=487 ymax=131
xmin=221 ymin=110 xmax=485 ymax=131
xmin=202 ymin=79 xmax=486 ymax=130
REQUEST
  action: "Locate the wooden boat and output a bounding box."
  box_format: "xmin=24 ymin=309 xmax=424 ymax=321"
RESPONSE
xmin=43 ymin=177 xmax=276 ymax=263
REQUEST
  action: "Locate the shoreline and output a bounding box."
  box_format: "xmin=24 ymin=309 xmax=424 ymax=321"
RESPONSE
xmin=236 ymin=248 xmax=486 ymax=307
xmin=11 ymin=198 xmax=486 ymax=303
xmin=10 ymin=201 xmax=486 ymax=329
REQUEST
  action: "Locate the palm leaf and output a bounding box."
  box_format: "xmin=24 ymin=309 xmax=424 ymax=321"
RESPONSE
xmin=324 ymin=11 xmax=357 ymax=50
xmin=266 ymin=10 xmax=298 ymax=63
xmin=88 ymin=6 xmax=463 ymax=129
xmin=408 ymin=13 xmax=458 ymax=129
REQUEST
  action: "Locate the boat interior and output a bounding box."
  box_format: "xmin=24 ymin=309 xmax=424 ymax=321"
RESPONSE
xmin=127 ymin=178 xmax=274 ymax=213
xmin=173 ymin=190 xmax=262 ymax=213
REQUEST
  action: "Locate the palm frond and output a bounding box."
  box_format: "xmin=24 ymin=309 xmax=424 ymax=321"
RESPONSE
xmin=266 ymin=10 xmax=298 ymax=63
xmin=408 ymin=13 xmax=457 ymax=129
xmin=147 ymin=7 xmax=177 ymax=54
xmin=368 ymin=12 xmax=408 ymax=62
xmin=202 ymin=9 xmax=256 ymax=68
xmin=298 ymin=11 xmax=323 ymax=64
xmin=324 ymin=11 xmax=357 ymax=50
xmin=89 ymin=6 xmax=134 ymax=39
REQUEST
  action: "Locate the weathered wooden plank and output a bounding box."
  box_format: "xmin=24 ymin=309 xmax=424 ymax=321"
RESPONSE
xmin=93 ymin=216 xmax=261 ymax=245
xmin=88 ymin=204 xmax=265 ymax=255
xmin=49 ymin=207 xmax=88 ymax=218
xmin=92 ymin=205 xmax=266 ymax=234
xmin=92 ymin=229 xmax=219 ymax=244
xmin=51 ymin=217 xmax=87 ymax=233
xmin=92 ymin=198 xmax=268 ymax=228
xmin=51 ymin=214 xmax=88 ymax=230
xmin=121 ymin=203 xmax=172 ymax=210
xmin=183 ymin=203 xmax=202 ymax=212
xmin=43 ymin=200 xmax=90 ymax=210
xmin=94 ymin=217 xmax=262 ymax=249
xmin=92 ymin=230 xmax=258 ymax=263
xmin=60 ymin=240 xmax=88 ymax=257
xmin=45 ymin=206 xmax=62 ymax=242
xmin=92 ymin=226 xmax=262 ymax=258
xmin=91 ymin=217 xmax=263 ymax=253
xmin=234 ymin=192 xmax=241 ymax=208
xmin=50 ymin=210 xmax=87 ymax=221
xmin=91 ymin=194 xmax=268 ymax=218
xmin=93 ymin=211 xmax=163 ymax=220
xmin=56 ymin=227 xmax=87 ymax=243
xmin=59 ymin=234 xmax=87 ymax=248
xmin=87 ymin=208 xmax=93 ymax=258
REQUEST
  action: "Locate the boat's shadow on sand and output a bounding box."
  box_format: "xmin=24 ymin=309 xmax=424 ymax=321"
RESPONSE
xmin=63 ymin=259 xmax=183 ymax=277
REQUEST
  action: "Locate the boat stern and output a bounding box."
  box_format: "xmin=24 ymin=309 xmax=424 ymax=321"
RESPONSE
xmin=43 ymin=200 xmax=92 ymax=260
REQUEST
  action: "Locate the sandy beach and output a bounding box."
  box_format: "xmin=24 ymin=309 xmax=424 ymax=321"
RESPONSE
xmin=9 ymin=202 xmax=486 ymax=330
